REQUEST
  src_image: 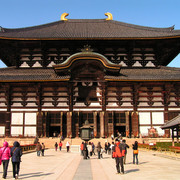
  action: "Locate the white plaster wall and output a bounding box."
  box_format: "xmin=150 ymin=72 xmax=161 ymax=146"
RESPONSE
xmin=121 ymin=102 xmax=133 ymax=106
xmin=26 ymin=103 xmax=38 ymax=107
xmin=57 ymin=102 xmax=68 ymax=107
xmin=153 ymin=102 xmax=163 ymax=106
xmin=11 ymin=126 xmax=23 ymax=136
xmin=107 ymin=102 xmax=118 ymax=107
xmin=155 ymin=126 xmax=164 ymax=136
xmin=11 ymin=113 xmax=23 ymax=125
xmin=0 ymin=126 xmax=5 ymax=136
xmin=139 ymin=112 xmax=151 ymax=125
xmin=24 ymin=127 xmax=36 ymax=136
xmin=0 ymin=103 xmax=6 ymax=107
xmin=152 ymin=112 xmax=164 ymax=124
xmin=25 ymin=113 xmax=37 ymax=125
xmin=140 ymin=126 xmax=150 ymax=136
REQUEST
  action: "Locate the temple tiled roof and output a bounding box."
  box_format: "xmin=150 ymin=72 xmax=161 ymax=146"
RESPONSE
xmin=161 ymin=114 xmax=180 ymax=129
xmin=0 ymin=66 xmax=179 ymax=82
xmin=0 ymin=19 xmax=180 ymax=39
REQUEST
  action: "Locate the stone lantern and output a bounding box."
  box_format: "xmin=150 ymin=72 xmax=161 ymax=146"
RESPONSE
xmin=80 ymin=120 xmax=93 ymax=141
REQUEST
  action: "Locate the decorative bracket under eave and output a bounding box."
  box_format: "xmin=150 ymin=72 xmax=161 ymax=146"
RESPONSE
xmin=61 ymin=13 xmax=69 ymax=21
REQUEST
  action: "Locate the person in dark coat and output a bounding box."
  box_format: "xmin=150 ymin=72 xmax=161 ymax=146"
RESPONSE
xmin=122 ymin=139 xmax=129 ymax=164
xmin=96 ymin=142 xmax=102 ymax=159
xmin=132 ymin=141 xmax=138 ymax=164
xmin=83 ymin=142 xmax=88 ymax=159
xmin=10 ymin=141 xmax=22 ymax=179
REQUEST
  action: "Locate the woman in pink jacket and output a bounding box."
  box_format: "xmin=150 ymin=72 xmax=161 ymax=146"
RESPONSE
xmin=0 ymin=141 xmax=11 ymax=179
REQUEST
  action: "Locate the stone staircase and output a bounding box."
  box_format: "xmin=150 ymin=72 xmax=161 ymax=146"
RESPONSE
xmin=0 ymin=137 xmax=172 ymax=149
xmin=38 ymin=137 xmax=143 ymax=149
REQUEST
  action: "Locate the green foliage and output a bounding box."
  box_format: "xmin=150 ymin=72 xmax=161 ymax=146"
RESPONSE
xmin=156 ymin=142 xmax=180 ymax=149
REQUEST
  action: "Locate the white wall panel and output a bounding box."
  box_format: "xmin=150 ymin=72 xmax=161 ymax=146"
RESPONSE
xmin=155 ymin=126 xmax=164 ymax=136
xmin=11 ymin=113 xmax=23 ymax=125
xmin=24 ymin=127 xmax=36 ymax=136
xmin=11 ymin=126 xmax=23 ymax=136
xmin=152 ymin=112 xmax=164 ymax=124
xmin=0 ymin=126 xmax=5 ymax=136
xmin=25 ymin=113 xmax=37 ymax=125
xmin=140 ymin=126 xmax=150 ymax=136
xmin=139 ymin=112 xmax=151 ymax=124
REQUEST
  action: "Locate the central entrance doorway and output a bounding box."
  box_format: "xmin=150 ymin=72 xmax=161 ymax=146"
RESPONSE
xmin=113 ymin=112 xmax=127 ymax=137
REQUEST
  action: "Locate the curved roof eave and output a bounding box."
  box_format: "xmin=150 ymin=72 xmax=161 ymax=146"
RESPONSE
xmin=0 ymin=19 xmax=180 ymax=40
xmin=0 ymin=36 xmax=180 ymax=41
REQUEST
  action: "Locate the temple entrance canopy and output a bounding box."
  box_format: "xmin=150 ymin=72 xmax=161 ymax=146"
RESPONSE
xmin=53 ymin=48 xmax=121 ymax=79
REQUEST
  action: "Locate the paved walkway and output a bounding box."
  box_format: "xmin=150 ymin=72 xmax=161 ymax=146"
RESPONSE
xmin=1 ymin=148 xmax=180 ymax=180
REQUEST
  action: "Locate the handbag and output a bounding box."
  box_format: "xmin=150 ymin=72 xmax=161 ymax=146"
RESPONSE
xmin=133 ymin=150 xmax=138 ymax=154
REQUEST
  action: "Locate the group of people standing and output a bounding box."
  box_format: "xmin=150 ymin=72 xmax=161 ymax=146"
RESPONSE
xmin=80 ymin=139 xmax=138 ymax=175
xmin=113 ymin=139 xmax=139 ymax=174
xmin=80 ymin=141 xmax=96 ymax=159
xmin=36 ymin=142 xmax=45 ymax=156
xmin=0 ymin=141 xmax=22 ymax=179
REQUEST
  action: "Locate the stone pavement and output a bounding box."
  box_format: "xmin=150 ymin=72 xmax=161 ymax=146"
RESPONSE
xmin=0 ymin=148 xmax=180 ymax=180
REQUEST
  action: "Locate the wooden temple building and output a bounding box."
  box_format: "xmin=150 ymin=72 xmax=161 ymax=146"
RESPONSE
xmin=0 ymin=13 xmax=180 ymax=138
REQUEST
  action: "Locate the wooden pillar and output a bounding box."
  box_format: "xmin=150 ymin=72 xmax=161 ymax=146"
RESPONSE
xmin=5 ymin=85 xmax=11 ymax=137
xmin=45 ymin=112 xmax=50 ymax=137
xmin=67 ymin=112 xmax=72 ymax=138
xmin=107 ymin=112 xmax=114 ymax=137
xmin=36 ymin=84 xmax=43 ymax=137
xmin=104 ymin=112 xmax=108 ymax=138
xmin=172 ymin=128 xmax=175 ymax=146
xmin=177 ymin=126 xmax=179 ymax=143
xmin=125 ymin=112 xmax=130 ymax=137
xmin=100 ymin=111 xmax=105 ymax=138
xmin=5 ymin=112 xmax=11 ymax=137
xmin=131 ymin=112 xmax=139 ymax=137
xmin=164 ymin=106 xmax=170 ymax=137
xmin=93 ymin=112 xmax=97 ymax=138
xmin=37 ymin=112 xmax=43 ymax=137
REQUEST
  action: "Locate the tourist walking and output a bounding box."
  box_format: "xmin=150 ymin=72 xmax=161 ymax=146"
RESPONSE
xmin=80 ymin=142 xmax=84 ymax=156
xmin=41 ymin=143 xmax=45 ymax=156
xmin=96 ymin=142 xmax=102 ymax=159
xmin=110 ymin=142 xmax=115 ymax=158
xmin=55 ymin=142 xmax=58 ymax=151
xmin=66 ymin=141 xmax=70 ymax=152
xmin=132 ymin=141 xmax=139 ymax=164
xmin=11 ymin=141 xmax=22 ymax=180
xmin=107 ymin=142 xmax=111 ymax=155
xmin=36 ymin=142 xmax=42 ymax=156
xmin=59 ymin=141 xmax=63 ymax=151
xmin=122 ymin=139 xmax=129 ymax=164
xmin=83 ymin=142 xmax=88 ymax=159
xmin=0 ymin=141 xmax=11 ymax=179
xmin=87 ymin=142 xmax=92 ymax=157
xmin=113 ymin=139 xmax=125 ymax=174
xmin=105 ymin=142 xmax=108 ymax=154
xmin=92 ymin=142 xmax=95 ymax=155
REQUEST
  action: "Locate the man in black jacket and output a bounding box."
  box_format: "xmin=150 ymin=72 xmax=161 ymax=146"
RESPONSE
xmin=122 ymin=139 xmax=129 ymax=164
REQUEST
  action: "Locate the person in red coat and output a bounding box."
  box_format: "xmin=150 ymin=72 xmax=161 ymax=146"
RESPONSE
xmin=59 ymin=141 xmax=63 ymax=151
xmin=113 ymin=139 xmax=125 ymax=174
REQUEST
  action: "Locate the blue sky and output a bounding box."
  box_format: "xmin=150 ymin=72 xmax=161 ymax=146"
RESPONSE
xmin=0 ymin=0 xmax=180 ymax=67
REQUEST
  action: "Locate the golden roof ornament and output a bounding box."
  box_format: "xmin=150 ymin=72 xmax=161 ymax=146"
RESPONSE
xmin=105 ymin=12 xmax=113 ymax=20
xmin=61 ymin=13 xmax=69 ymax=21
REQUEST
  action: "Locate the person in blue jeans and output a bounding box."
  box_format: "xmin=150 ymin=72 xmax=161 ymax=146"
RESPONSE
xmin=132 ymin=141 xmax=138 ymax=164
xmin=11 ymin=141 xmax=22 ymax=179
